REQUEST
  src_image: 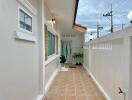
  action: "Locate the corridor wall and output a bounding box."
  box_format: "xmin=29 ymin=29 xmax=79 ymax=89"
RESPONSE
xmin=44 ymin=1 xmax=62 ymax=94
xmin=0 ymin=0 xmax=43 ymax=100
xmin=61 ymin=34 xmax=84 ymax=63
xmin=83 ymin=27 xmax=132 ymax=100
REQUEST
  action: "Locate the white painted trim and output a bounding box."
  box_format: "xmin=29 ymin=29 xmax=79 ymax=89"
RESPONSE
xmin=89 ymin=45 xmax=92 ymax=73
xmin=47 ymin=25 xmax=58 ymax=36
xmin=45 ymin=68 xmax=59 ymax=95
xmin=85 ymin=26 xmax=132 ymax=45
xmin=40 ymin=0 xmax=45 ymax=96
xmin=48 ymin=54 xmax=56 ymax=59
xmin=18 ymin=7 xmax=33 ymax=34
xmin=90 ymin=73 xmax=112 ymax=100
xmin=45 ymin=55 xmax=59 ymax=65
xmin=36 ymin=94 xmax=44 ymax=100
xmin=16 ymin=0 xmax=37 ymax=16
xmin=83 ymin=64 xmax=112 ymax=100
xmin=15 ymin=31 xmax=37 ymax=42
xmin=83 ymin=64 xmax=90 ymax=73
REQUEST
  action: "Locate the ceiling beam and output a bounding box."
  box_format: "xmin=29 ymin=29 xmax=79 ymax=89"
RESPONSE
xmin=73 ymin=24 xmax=87 ymax=33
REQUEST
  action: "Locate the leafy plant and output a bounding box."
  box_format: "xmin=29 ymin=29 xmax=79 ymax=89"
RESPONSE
xmin=78 ymin=53 xmax=83 ymax=65
xmin=60 ymin=55 xmax=66 ymax=64
xmin=72 ymin=53 xmax=77 ymax=59
xmin=72 ymin=53 xmax=83 ymax=65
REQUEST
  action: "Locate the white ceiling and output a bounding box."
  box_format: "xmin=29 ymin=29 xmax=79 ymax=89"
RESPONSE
xmin=45 ymin=0 xmax=83 ymax=35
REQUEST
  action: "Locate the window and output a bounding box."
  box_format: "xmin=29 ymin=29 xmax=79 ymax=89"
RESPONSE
xmin=15 ymin=0 xmax=37 ymax=42
xmin=19 ymin=9 xmax=32 ymax=32
xmin=45 ymin=25 xmax=59 ymax=61
xmin=48 ymin=31 xmax=55 ymax=56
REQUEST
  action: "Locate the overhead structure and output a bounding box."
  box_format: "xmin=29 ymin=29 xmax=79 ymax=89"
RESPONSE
xmin=45 ymin=0 xmax=84 ymax=35
xmin=73 ymin=0 xmax=87 ymax=33
xmin=73 ymin=24 xmax=87 ymax=32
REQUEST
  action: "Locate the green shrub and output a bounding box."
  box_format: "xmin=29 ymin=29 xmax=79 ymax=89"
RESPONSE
xmin=60 ymin=55 xmax=66 ymax=64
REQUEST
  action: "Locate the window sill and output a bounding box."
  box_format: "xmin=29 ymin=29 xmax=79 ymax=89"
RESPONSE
xmin=15 ymin=31 xmax=37 ymax=42
xmin=45 ymin=55 xmax=59 ymax=66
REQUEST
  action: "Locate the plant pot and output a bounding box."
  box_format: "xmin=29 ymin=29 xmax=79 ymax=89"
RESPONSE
xmin=61 ymin=67 xmax=68 ymax=71
xmin=61 ymin=65 xmax=68 ymax=71
xmin=76 ymin=62 xmax=79 ymax=65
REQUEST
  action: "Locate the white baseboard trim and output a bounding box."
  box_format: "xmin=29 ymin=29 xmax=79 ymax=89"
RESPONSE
xmin=36 ymin=94 xmax=44 ymax=100
xmin=89 ymin=73 xmax=112 ymax=100
xmin=83 ymin=64 xmax=112 ymax=100
xmin=45 ymin=68 xmax=59 ymax=95
xmin=83 ymin=64 xmax=90 ymax=73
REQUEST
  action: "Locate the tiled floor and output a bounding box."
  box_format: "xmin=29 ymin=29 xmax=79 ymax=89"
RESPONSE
xmin=44 ymin=66 xmax=106 ymax=100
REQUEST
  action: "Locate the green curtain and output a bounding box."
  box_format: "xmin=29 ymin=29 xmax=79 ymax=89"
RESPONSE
xmin=61 ymin=40 xmax=72 ymax=63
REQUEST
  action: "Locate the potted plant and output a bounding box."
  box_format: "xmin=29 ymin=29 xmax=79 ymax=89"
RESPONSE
xmin=78 ymin=53 xmax=83 ymax=65
xmin=60 ymin=55 xmax=68 ymax=71
xmin=72 ymin=53 xmax=83 ymax=65
xmin=72 ymin=53 xmax=78 ymax=65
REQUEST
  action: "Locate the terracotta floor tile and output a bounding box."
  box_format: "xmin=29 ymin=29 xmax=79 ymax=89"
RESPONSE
xmin=46 ymin=66 xmax=106 ymax=100
xmin=54 ymin=96 xmax=66 ymax=100
xmin=77 ymin=96 xmax=87 ymax=100
xmin=66 ymin=96 xmax=77 ymax=100
xmin=44 ymin=96 xmax=54 ymax=100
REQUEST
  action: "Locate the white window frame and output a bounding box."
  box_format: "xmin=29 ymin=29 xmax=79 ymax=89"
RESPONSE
xmin=46 ymin=26 xmax=59 ymax=64
xmin=18 ymin=7 xmax=33 ymax=34
xmin=15 ymin=0 xmax=37 ymax=42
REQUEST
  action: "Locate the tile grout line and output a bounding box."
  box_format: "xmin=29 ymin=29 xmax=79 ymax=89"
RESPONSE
xmin=45 ymin=66 xmax=106 ymax=100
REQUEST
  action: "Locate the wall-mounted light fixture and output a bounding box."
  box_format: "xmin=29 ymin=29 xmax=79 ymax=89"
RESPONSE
xmin=52 ymin=18 xmax=56 ymax=24
xmin=48 ymin=18 xmax=56 ymax=24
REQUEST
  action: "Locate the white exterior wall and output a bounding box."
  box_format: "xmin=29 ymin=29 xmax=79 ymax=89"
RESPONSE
xmin=45 ymin=57 xmax=60 ymax=85
xmin=44 ymin=1 xmax=61 ymax=94
xmin=0 ymin=0 xmax=43 ymax=100
xmin=0 ymin=0 xmax=62 ymax=99
xmin=62 ymin=34 xmax=84 ymax=54
xmin=61 ymin=34 xmax=84 ymax=63
xmin=129 ymin=37 xmax=132 ymax=100
xmin=83 ymin=27 xmax=132 ymax=100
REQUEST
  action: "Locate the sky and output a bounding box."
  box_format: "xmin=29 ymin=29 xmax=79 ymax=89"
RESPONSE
xmin=76 ymin=0 xmax=132 ymax=31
